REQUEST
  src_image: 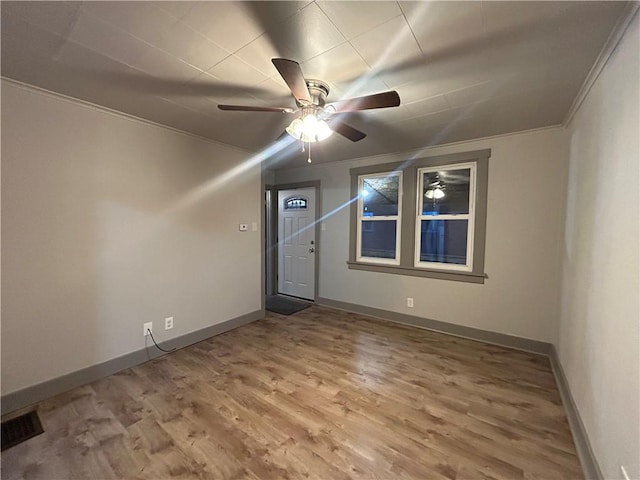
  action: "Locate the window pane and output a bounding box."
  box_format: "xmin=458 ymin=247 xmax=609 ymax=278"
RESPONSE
xmin=361 ymin=220 xmax=396 ymax=259
xmin=422 ymin=168 xmax=470 ymax=215
xmin=362 ymin=175 xmax=399 ymax=216
xmin=419 ymin=219 xmax=468 ymax=264
xmin=285 ymin=196 xmax=308 ymax=210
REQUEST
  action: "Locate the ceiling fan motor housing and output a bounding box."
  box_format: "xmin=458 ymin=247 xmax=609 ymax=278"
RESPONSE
xmin=302 ymin=79 xmax=330 ymax=108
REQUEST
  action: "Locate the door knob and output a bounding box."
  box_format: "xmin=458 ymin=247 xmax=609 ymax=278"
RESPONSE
xmin=309 ymin=248 xmax=315 ymax=253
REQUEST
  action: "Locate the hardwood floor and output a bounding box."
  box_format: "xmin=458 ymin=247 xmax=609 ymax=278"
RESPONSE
xmin=1 ymin=306 xmax=582 ymax=479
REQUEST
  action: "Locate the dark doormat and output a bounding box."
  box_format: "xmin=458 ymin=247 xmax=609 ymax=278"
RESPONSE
xmin=266 ymin=295 xmax=311 ymax=315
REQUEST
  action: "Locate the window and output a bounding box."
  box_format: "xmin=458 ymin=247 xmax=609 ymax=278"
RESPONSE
xmin=348 ymin=150 xmax=489 ymax=283
xmin=356 ymin=172 xmax=402 ymax=264
xmin=415 ymin=163 xmax=475 ymax=271
xmin=285 ymin=196 xmax=308 ymax=210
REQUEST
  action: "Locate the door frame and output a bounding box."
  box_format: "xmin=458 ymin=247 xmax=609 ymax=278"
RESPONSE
xmin=266 ymin=180 xmax=321 ymax=301
xmin=264 ymin=185 xmax=276 ymax=297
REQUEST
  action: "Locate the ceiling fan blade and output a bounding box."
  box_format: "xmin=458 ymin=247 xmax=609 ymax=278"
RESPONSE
xmin=275 ymin=131 xmax=290 ymax=142
xmin=331 ymin=121 xmax=367 ymax=142
xmin=330 ymin=91 xmax=401 ymax=113
xmin=218 ymin=104 xmax=294 ymax=113
xmin=272 ymin=58 xmax=312 ymax=105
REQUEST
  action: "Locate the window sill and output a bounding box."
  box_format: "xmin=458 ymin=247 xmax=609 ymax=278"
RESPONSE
xmin=346 ymin=261 xmax=486 ymax=284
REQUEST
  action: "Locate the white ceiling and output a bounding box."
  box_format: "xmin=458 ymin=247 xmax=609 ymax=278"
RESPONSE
xmin=1 ymin=1 xmax=628 ymax=167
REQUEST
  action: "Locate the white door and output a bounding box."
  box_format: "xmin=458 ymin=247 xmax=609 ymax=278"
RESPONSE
xmin=278 ymin=188 xmax=316 ymax=300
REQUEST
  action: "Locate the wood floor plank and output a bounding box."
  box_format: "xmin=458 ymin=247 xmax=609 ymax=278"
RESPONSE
xmin=0 ymin=306 xmax=582 ymax=479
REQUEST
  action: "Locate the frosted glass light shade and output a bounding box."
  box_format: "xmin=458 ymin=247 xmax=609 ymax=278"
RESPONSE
xmin=285 ymin=118 xmax=304 ymax=138
xmin=286 ymin=114 xmax=333 ymax=143
xmin=425 ymin=187 xmax=445 ymax=199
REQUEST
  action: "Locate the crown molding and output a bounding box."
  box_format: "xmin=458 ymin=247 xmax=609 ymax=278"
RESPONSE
xmin=1 ymin=76 xmax=254 ymax=156
xmin=563 ymin=2 xmax=640 ymax=127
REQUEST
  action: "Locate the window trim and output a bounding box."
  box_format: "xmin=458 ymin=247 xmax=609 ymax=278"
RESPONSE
xmin=414 ymin=162 xmax=477 ymax=272
xmin=348 ymin=149 xmax=490 ymax=284
xmin=356 ymin=171 xmax=402 ymax=265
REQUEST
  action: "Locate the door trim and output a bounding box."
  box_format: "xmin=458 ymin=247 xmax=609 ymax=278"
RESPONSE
xmin=265 ymin=185 xmax=277 ymax=297
xmin=272 ymin=181 xmax=321 ymax=302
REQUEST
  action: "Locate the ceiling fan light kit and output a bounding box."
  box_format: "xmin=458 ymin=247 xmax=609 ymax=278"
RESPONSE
xmin=217 ymin=58 xmax=401 ymax=163
xmin=285 ymin=113 xmax=333 ymax=143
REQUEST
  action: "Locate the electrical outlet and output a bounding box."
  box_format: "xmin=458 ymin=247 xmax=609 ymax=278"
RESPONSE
xmin=165 ymin=316 xmax=174 ymax=330
xmin=143 ymin=322 xmax=152 ymax=336
xmin=621 ymin=465 xmax=630 ymax=480
xmin=251 ymin=222 xmax=258 ymax=232
xmin=407 ymin=297 xmax=414 ymax=308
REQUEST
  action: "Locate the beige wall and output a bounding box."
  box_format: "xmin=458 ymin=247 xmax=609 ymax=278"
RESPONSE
xmin=1 ymin=81 xmax=262 ymax=395
xmin=559 ymin=14 xmax=639 ymax=480
xmin=275 ymin=127 xmax=567 ymax=342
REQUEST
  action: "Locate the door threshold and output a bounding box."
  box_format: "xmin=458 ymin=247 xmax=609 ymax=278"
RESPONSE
xmin=274 ymin=293 xmax=314 ymax=304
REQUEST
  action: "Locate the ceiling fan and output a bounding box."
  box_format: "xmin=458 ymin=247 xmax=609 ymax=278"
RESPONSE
xmin=217 ymin=58 xmax=401 ymax=144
